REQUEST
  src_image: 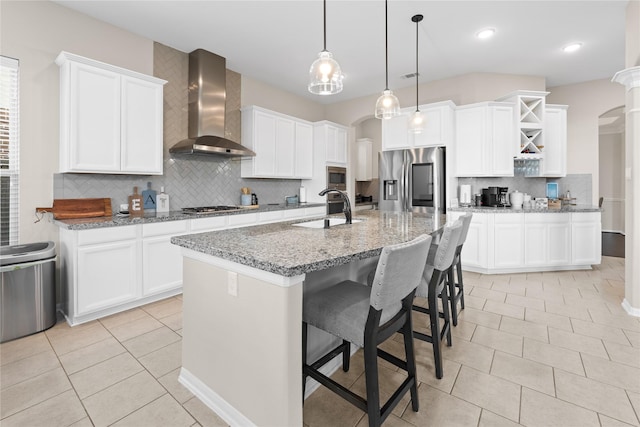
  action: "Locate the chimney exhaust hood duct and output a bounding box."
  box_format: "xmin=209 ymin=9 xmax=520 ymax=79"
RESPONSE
xmin=169 ymin=49 xmax=255 ymax=157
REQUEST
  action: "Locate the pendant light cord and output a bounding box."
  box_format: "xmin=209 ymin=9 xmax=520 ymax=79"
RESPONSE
xmin=415 ymin=15 xmax=419 ymax=111
xmin=384 ymin=0 xmax=389 ymax=90
xmin=323 ymin=0 xmax=327 ymax=51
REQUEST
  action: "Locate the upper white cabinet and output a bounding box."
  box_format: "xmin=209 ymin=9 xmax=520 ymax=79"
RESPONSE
xmin=540 ymin=105 xmax=568 ymax=177
xmin=356 ymin=138 xmax=373 ymax=181
xmin=497 ymin=90 xmax=549 ymax=159
xmin=382 ymin=101 xmax=455 ymax=151
xmin=56 ymin=51 xmax=166 ymax=175
xmin=315 ymin=121 xmax=348 ymax=165
xmin=455 ymin=102 xmax=515 ymax=177
xmin=241 ymin=106 xmax=313 ymax=179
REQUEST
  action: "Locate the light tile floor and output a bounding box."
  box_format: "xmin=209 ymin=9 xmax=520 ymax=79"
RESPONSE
xmin=1 ymin=256 xmax=639 ymax=426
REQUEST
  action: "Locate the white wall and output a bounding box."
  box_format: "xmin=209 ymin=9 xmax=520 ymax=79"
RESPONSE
xmin=599 ymin=131 xmax=625 ymax=232
xmin=1 ymin=0 xmax=154 ymax=245
xmin=547 ymin=79 xmax=625 ymax=205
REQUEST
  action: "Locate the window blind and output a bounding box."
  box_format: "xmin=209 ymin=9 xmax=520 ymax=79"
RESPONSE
xmin=1 ymin=56 xmax=19 ymax=245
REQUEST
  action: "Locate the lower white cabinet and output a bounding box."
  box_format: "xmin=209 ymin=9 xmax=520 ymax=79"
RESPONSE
xmin=525 ymin=213 xmax=571 ymax=266
xmin=142 ymin=220 xmax=189 ymax=297
xmin=447 ymin=210 xmax=601 ymax=273
xmin=493 ymin=214 xmax=524 ymax=268
xmin=571 ymin=212 xmax=602 ymax=265
xmin=60 ymin=207 xmax=326 ymax=325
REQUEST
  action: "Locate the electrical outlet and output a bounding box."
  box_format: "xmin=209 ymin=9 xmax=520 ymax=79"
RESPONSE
xmin=227 ymin=271 xmax=238 ymax=297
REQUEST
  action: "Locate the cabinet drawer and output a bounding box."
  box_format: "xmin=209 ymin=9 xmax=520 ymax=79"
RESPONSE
xmin=228 ymin=213 xmax=258 ymax=227
xmin=77 ymin=225 xmax=137 ymax=245
xmin=571 ymin=212 xmax=600 ymax=223
xmin=259 ymin=210 xmax=284 ymax=223
xmin=525 ymin=213 xmax=569 ymax=224
xmin=493 ymin=213 xmax=523 ymax=224
xmin=305 ymin=206 xmax=326 ymax=217
xmin=190 ymin=216 xmax=228 ymax=232
xmin=142 ymin=220 xmax=188 ymax=238
xmin=283 ymin=209 xmax=305 ymax=219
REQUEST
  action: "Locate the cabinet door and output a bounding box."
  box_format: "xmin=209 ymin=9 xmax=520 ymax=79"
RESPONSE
xmin=450 ymin=211 xmax=487 ymax=269
xmin=382 ymin=112 xmax=410 ymax=151
xmin=413 ymin=106 xmax=450 ymax=148
xmin=524 ymin=222 xmax=547 ymax=266
xmin=253 ymin=111 xmax=277 ymax=176
xmin=571 ymin=213 xmax=601 ymax=265
xmin=547 ymin=221 xmax=571 ymax=265
xmin=120 ymin=76 xmax=164 ymax=174
xmin=356 ymin=139 xmax=373 ymax=181
xmin=275 ymin=117 xmax=295 ymax=177
xmin=455 ymin=107 xmax=486 ymax=176
xmin=77 ymin=240 xmax=137 ymax=315
xmin=493 ymin=214 xmax=524 ymax=268
xmin=294 ymin=122 xmax=313 ymax=179
xmin=541 ymin=106 xmax=567 ymax=177
xmin=68 ymin=62 xmax=121 ymax=172
xmin=142 ymin=235 xmax=183 ymax=296
xmin=335 ymin=127 xmax=348 ymax=164
xmin=490 ymin=105 xmax=515 ymax=176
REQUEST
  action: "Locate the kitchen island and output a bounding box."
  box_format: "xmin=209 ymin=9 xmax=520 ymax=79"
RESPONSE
xmin=170 ymin=210 xmax=441 ymax=426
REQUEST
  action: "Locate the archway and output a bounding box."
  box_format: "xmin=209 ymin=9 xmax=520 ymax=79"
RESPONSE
xmin=598 ymin=105 xmax=625 ymax=257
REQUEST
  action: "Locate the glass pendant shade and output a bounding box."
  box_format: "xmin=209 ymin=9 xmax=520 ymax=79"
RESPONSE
xmin=408 ymin=110 xmax=424 ymax=133
xmin=308 ymin=50 xmax=343 ymax=95
xmin=375 ymin=89 xmax=400 ymax=119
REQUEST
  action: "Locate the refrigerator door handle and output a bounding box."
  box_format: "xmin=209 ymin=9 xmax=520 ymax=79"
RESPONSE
xmin=403 ymin=150 xmax=410 ymax=212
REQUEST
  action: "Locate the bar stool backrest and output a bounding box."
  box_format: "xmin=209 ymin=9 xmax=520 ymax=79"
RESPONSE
xmin=458 ymin=213 xmax=473 ymax=247
xmin=370 ymin=234 xmax=432 ymax=325
xmin=432 ymin=220 xmax=462 ymax=272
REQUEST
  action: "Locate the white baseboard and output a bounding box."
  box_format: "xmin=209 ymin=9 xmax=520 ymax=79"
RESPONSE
xmin=179 ymin=367 xmax=256 ymax=427
xmin=622 ymin=299 xmax=640 ymax=317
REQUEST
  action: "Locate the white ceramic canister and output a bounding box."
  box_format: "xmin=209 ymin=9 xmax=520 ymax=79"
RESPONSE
xmin=510 ymin=190 xmax=524 ymax=209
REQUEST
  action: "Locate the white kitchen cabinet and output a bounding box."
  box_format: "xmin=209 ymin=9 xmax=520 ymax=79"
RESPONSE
xmin=540 ymin=105 xmax=568 ymax=177
xmin=455 ymin=102 xmax=515 ymax=177
xmin=56 ymin=51 xmax=166 ymax=175
xmin=382 ymin=101 xmax=455 ymax=151
xmin=142 ymin=220 xmax=189 ymax=297
xmin=449 ymin=211 xmax=488 ymax=269
xmin=241 ymin=106 xmax=313 ymax=178
xmin=61 ymin=226 xmax=140 ymax=320
xmin=315 ymin=121 xmax=348 ymax=165
xmin=356 ymin=138 xmax=373 ymax=181
xmin=571 ymin=212 xmax=602 ymax=265
xmin=493 ymin=213 xmax=524 ymax=268
xmin=524 ymin=213 xmax=571 ymax=266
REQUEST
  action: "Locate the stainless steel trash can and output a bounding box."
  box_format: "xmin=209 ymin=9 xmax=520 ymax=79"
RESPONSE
xmin=1 ymin=241 xmax=57 ymax=343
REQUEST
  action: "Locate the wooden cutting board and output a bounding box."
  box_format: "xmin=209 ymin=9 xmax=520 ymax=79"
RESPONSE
xmin=36 ymin=198 xmax=112 ymax=219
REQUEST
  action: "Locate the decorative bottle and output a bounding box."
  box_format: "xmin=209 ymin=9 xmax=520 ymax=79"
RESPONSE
xmin=156 ymin=186 xmax=170 ymax=213
xmin=128 ymin=186 xmax=143 ymax=217
xmin=142 ymin=181 xmax=157 ymax=211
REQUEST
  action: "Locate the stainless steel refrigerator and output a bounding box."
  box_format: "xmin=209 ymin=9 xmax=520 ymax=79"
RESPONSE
xmin=378 ymin=147 xmax=446 ymax=218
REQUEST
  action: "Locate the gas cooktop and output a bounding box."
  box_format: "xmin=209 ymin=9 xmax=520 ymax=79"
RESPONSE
xmin=182 ymin=206 xmax=242 ymax=215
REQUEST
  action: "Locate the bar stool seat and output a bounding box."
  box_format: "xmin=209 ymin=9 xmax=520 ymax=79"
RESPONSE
xmin=303 ymin=234 xmax=432 ymax=427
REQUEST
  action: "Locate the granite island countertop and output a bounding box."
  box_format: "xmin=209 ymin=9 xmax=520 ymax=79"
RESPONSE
xmin=52 ymin=202 xmax=325 ymax=230
xmin=171 ymin=210 xmax=442 ymax=277
xmin=448 ymin=204 xmax=602 ymax=213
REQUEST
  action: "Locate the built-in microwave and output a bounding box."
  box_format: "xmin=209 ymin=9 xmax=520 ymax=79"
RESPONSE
xmin=326 ymin=166 xmax=347 ymax=214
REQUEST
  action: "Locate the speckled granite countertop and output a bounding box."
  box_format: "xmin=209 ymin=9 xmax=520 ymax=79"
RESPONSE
xmin=53 ymin=203 xmax=325 ymax=230
xmin=171 ymin=210 xmax=442 ymax=277
xmin=448 ymin=205 xmax=602 ymax=213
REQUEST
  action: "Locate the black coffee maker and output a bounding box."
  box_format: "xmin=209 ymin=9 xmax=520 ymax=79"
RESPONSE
xmin=481 ymin=187 xmax=508 ymax=207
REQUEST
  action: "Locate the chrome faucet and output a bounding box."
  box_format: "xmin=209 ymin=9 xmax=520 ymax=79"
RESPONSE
xmin=319 ymin=188 xmax=352 ymax=224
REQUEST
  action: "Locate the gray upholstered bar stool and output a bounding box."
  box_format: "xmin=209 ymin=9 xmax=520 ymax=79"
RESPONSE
xmin=302 ymin=234 xmax=432 ymax=427
xmin=447 ymin=213 xmax=473 ymax=326
xmin=412 ymin=220 xmax=463 ymax=379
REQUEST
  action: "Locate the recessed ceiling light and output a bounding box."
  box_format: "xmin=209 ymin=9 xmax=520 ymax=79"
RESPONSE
xmin=476 ymin=28 xmax=495 ymax=39
xmin=563 ymin=43 xmax=582 ymax=53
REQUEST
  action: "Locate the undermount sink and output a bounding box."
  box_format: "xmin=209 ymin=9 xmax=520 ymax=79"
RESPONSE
xmin=292 ymin=218 xmax=363 ymax=229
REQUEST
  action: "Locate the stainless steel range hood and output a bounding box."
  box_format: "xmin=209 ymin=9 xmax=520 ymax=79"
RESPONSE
xmin=169 ymin=49 xmax=255 ymax=157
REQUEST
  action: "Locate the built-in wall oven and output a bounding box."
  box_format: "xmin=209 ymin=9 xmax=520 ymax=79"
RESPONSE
xmin=326 ymin=166 xmax=347 ymax=214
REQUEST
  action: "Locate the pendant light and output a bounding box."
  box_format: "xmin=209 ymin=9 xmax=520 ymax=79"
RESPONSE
xmin=375 ymin=0 xmax=400 ymax=119
xmin=408 ymin=14 xmax=424 ymax=133
xmin=308 ymin=0 xmax=343 ymax=95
